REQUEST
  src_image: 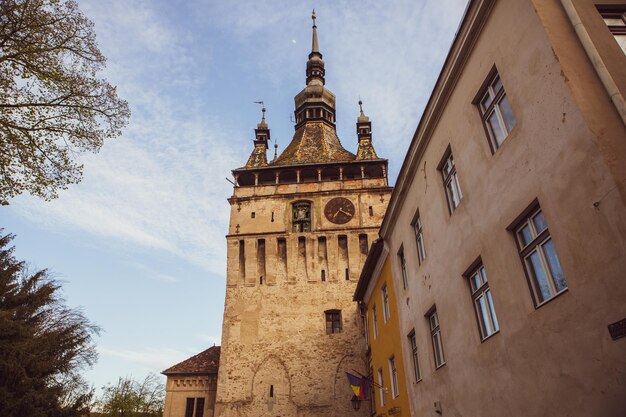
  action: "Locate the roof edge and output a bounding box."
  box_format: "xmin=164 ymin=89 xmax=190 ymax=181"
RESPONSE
xmin=380 ymin=0 xmax=495 ymax=239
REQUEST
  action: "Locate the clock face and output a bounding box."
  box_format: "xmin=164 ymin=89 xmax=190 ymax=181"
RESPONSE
xmin=324 ymin=197 xmax=356 ymax=224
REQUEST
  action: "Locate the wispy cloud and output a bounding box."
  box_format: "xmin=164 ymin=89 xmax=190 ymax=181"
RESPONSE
xmin=99 ymin=346 xmax=194 ymax=370
xmin=8 ymin=0 xmax=468 ymax=276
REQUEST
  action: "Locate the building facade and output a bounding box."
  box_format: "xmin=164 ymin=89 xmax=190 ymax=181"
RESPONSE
xmin=162 ymin=346 xmax=221 ymax=417
xmin=214 ymin=13 xmax=392 ymax=417
xmin=354 ymin=239 xmax=411 ymax=417
xmin=367 ymin=0 xmax=626 ymax=416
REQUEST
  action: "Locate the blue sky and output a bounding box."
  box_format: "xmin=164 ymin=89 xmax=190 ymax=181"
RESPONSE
xmin=2 ymin=0 xmax=467 ymax=392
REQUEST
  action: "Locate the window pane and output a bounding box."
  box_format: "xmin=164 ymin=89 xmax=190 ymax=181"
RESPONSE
xmin=486 ymin=290 xmax=499 ymax=332
xmin=480 ymin=266 xmax=488 ymax=284
xmin=480 ymin=91 xmax=493 ymax=112
xmin=477 ymin=294 xmax=492 ymax=337
xmin=492 ymin=76 xmax=503 ymax=93
xmin=196 ymin=398 xmax=205 ymax=417
xmin=447 ymin=182 xmax=458 ymax=209
xmin=542 ymin=238 xmax=567 ymax=292
xmin=430 ymin=313 xmax=438 ymax=330
xmin=487 ymin=111 xmax=506 ymax=146
xmin=527 ymin=251 xmax=552 ymax=303
xmin=470 ymin=271 xmax=481 ymax=292
xmin=443 ymin=157 xmax=453 ymax=177
xmin=185 ymin=398 xmax=195 ymax=417
xmin=433 ymin=331 xmax=444 ymax=366
xmin=532 ymin=211 xmax=548 ymax=234
xmin=518 ymin=224 xmax=533 ymax=247
xmin=453 ymin=174 xmax=463 ymax=201
xmin=498 ymin=95 xmax=516 ymax=133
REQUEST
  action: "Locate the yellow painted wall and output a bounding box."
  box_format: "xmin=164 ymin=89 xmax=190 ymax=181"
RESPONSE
xmin=365 ymin=255 xmax=410 ymax=417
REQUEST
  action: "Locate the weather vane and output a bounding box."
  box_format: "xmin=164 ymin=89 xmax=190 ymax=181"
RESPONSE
xmin=253 ymin=101 xmax=266 ymax=119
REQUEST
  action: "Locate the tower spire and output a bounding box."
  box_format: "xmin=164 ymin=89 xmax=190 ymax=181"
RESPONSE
xmin=311 ymin=10 xmax=319 ymax=54
xmin=306 ymin=10 xmax=325 ymax=86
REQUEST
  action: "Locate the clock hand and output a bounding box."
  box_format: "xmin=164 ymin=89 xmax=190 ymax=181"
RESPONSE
xmin=338 ymin=208 xmax=350 ymax=216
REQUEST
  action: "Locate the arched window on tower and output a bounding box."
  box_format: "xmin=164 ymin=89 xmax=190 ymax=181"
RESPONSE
xmin=292 ymin=201 xmax=312 ymax=232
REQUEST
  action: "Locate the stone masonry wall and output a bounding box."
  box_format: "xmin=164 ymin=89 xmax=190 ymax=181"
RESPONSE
xmin=215 ymin=179 xmax=391 ymax=417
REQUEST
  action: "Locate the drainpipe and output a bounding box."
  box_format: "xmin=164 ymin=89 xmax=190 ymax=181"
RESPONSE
xmin=560 ymin=0 xmax=626 ymax=127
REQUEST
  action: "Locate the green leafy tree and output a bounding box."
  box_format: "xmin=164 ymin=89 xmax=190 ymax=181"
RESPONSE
xmin=98 ymin=373 xmax=165 ymax=417
xmin=0 ymin=232 xmax=100 ymax=417
xmin=0 ymin=0 xmax=130 ymax=201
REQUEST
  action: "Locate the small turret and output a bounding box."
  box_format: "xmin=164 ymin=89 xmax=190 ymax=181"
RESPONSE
xmin=355 ymin=99 xmax=378 ymax=160
xmin=245 ymin=106 xmax=270 ymax=168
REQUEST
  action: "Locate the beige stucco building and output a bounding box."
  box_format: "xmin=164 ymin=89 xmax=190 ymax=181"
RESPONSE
xmin=372 ymin=0 xmax=626 ymax=416
xmin=213 ymin=12 xmax=392 ymax=417
xmin=162 ymin=346 xmax=220 ymax=417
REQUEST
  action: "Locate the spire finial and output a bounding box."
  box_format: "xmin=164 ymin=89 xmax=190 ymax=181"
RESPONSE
xmin=311 ymin=9 xmax=319 ymax=53
xmin=273 ymin=140 xmax=278 ymax=161
xmin=358 ymin=98 xmax=364 ymax=116
xmin=254 ymin=101 xmax=267 ymax=127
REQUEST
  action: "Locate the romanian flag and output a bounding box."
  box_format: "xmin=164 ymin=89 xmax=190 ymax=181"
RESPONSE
xmin=346 ymin=372 xmax=369 ymax=400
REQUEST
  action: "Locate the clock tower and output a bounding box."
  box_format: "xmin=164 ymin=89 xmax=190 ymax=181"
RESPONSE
xmin=215 ymin=12 xmax=392 ymax=417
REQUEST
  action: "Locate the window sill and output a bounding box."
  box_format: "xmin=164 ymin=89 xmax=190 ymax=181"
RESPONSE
xmin=534 ymin=288 xmax=568 ymax=310
xmin=435 ymin=362 xmax=446 ymax=370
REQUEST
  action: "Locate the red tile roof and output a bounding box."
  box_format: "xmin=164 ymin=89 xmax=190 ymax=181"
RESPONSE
xmin=161 ymin=346 xmax=220 ymax=376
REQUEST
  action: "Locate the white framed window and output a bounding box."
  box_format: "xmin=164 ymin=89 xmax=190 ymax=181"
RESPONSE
xmin=466 ymin=261 xmax=499 ymax=340
xmin=408 ymin=330 xmax=422 ymax=382
xmin=398 ymin=247 xmax=408 ymax=290
xmin=477 ymin=70 xmax=516 ymax=151
xmin=377 ymin=368 xmax=385 ymax=406
xmin=413 ymin=212 xmax=426 ymax=265
xmin=372 ymin=305 xmax=378 ymax=339
xmin=389 ymin=356 xmax=399 ymax=399
xmin=427 ymin=309 xmax=445 ymax=368
xmin=439 ymin=149 xmax=462 ymax=213
xmin=381 ymin=284 xmax=390 ymax=323
xmin=513 ymin=206 xmax=567 ymax=306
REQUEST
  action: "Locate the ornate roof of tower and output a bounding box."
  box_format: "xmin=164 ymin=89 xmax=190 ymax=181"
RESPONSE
xmin=271 ymin=122 xmax=355 ymax=166
xmin=270 ymin=11 xmax=356 ymax=167
xmin=237 ymin=12 xmax=386 ymax=172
